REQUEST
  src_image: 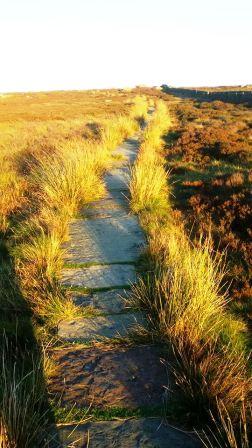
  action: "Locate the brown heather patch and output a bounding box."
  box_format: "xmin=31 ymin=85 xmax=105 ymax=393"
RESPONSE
xmin=165 ymin=98 xmax=252 ymax=327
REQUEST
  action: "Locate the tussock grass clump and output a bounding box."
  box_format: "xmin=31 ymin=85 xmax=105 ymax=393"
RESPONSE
xmin=15 ymin=227 xmax=80 ymax=323
xmin=0 ymin=345 xmax=50 ymax=448
xmin=130 ymin=95 xmax=149 ymax=123
xmin=130 ymin=159 xmax=169 ymax=213
xmin=199 ymin=401 xmax=252 ymax=448
xmin=32 ymin=139 xmax=105 ymax=219
xmin=130 ymin=100 xmax=171 ymax=214
xmin=17 ymin=228 xmax=63 ymax=287
xmin=0 ymin=159 xmax=27 ymax=233
xmin=134 ymin=225 xmax=250 ymax=420
xmin=101 ymin=115 xmax=138 ymax=150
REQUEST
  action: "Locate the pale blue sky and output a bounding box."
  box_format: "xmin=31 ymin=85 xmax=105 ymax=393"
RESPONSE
xmin=0 ymin=0 xmax=251 ymax=92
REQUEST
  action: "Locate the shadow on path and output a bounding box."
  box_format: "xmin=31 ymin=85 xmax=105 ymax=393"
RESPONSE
xmin=0 ymin=235 xmax=60 ymax=447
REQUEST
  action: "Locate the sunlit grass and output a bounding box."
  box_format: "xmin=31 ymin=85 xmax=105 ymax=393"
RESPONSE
xmin=130 ymin=99 xmax=251 ymax=432
xmin=130 ymin=100 xmax=171 ymax=214
xmin=32 ymin=140 xmax=106 ymax=219
xmin=0 ymin=159 xmax=27 ymax=233
xmin=8 ymin=96 xmax=146 ymax=327
xmin=130 ymin=95 xmax=149 ymax=123
xmin=0 ymin=91 xmax=150 ymax=446
xmin=133 ymin=225 xmax=250 ymax=416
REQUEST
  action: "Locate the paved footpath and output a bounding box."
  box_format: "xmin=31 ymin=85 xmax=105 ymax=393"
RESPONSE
xmin=49 ymin=134 xmax=201 ymax=447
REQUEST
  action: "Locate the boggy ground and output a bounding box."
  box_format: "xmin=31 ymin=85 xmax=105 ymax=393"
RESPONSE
xmin=166 ymin=99 xmax=252 ymax=326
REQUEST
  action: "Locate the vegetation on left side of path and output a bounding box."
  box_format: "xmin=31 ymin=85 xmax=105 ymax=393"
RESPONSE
xmin=0 ymin=91 xmax=149 ymax=446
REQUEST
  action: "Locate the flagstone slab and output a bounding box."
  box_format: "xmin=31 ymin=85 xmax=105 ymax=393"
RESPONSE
xmin=49 ymin=344 xmax=167 ymax=408
xmin=58 ymin=312 xmax=145 ymax=342
xmin=63 ymin=216 xmax=145 ymax=264
xmin=82 ymin=196 xmax=129 ymax=219
xmin=115 ymin=137 xmax=139 ymax=163
xmin=61 ymin=264 xmax=136 ymax=289
xmin=52 ymin=418 xmax=201 ymax=448
xmin=104 ymin=166 xmax=130 ymax=191
xmin=72 ymin=289 xmax=131 ymax=314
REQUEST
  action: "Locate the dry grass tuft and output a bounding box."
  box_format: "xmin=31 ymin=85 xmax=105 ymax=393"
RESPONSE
xmin=32 ymin=139 xmax=106 ymax=219
xmin=0 ymin=159 xmax=27 ymax=233
xmin=130 ymin=101 xmax=171 ymax=214
xmin=130 ymin=95 xmax=149 ymax=123
xmin=133 ymin=226 xmax=250 ymax=417
xmin=199 ymin=401 xmax=252 ymax=448
xmin=0 ymin=346 xmax=49 ymax=448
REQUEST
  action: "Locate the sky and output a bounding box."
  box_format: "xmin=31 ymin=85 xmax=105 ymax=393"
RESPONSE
xmin=0 ymin=0 xmax=251 ymax=92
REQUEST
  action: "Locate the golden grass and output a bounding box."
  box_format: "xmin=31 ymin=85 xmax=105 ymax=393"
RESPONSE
xmin=18 ymin=228 xmax=63 ymax=286
xmin=0 ymin=159 xmax=27 ymax=233
xmin=0 ymin=92 xmax=149 ymax=447
xmin=32 ymin=140 xmax=106 ymax=219
xmin=130 ymin=95 xmax=149 ymax=122
xmin=0 ymin=89 xmax=133 ymax=123
xmin=0 ymin=89 xmax=144 ymax=235
xmin=130 ymin=100 xmax=251 ymax=429
xmin=14 ymin=228 xmax=80 ymax=323
xmin=101 ymin=115 xmax=138 ymax=149
xmin=3 ymin=96 xmax=147 ymax=326
xmin=130 ymin=160 xmax=169 ymax=213
xmin=134 ymin=225 xmax=250 ymax=414
xmin=130 ymin=100 xmax=171 ymax=214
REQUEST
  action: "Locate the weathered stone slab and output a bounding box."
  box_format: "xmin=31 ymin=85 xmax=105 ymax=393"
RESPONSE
xmin=58 ymin=312 xmax=145 ymax=341
xmin=104 ymin=166 xmax=130 ymax=191
xmin=83 ymin=196 xmax=129 ymax=219
xmin=115 ymin=137 xmax=139 ymax=163
xmin=49 ymin=345 xmax=167 ymax=408
xmin=52 ymin=418 xmax=201 ymax=448
xmin=63 ymin=216 xmax=145 ymax=264
xmin=72 ymin=289 xmax=130 ymax=314
xmin=61 ymin=264 xmax=136 ymax=289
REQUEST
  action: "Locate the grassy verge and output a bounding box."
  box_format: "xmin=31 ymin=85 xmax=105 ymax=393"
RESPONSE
xmin=9 ymin=99 xmax=145 ymax=329
xmin=0 ymin=93 xmax=149 ymax=445
xmin=129 ymin=100 xmax=252 ymax=445
xmin=0 ymin=239 xmax=53 ymax=446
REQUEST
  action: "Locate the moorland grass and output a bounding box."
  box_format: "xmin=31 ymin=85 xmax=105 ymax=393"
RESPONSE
xmin=199 ymin=401 xmax=252 ymax=448
xmin=10 ymin=100 xmax=145 ymax=326
xmin=130 ymin=100 xmax=171 ymax=214
xmin=130 ymin=100 xmax=251 ymax=441
xmin=0 ymin=346 xmax=50 ymax=448
xmin=0 ymin=92 xmax=149 ymax=446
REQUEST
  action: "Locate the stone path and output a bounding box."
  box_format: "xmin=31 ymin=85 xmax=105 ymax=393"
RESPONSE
xmin=56 ymin=419 xmax=199 ymax=448
xmin=50 ymin=135 xmax=201 ymax=447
